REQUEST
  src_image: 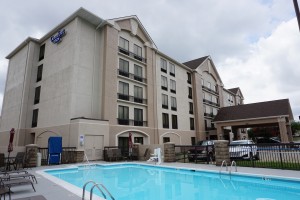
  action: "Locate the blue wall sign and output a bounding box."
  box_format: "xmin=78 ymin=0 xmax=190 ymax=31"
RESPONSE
xmin=51 ymin=29 xmax=66 ymax=44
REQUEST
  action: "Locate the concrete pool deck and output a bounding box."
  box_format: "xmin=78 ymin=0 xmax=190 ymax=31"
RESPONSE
xmin=7 ymin=161 xmax=300 ymax=199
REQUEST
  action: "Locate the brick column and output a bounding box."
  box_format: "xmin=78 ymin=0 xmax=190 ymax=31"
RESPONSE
xmin=214 ymin=140 xmax=230 ymax=166
xmin=75 ymin=151 xmax=84 ymax=163
xmin=164 ymin=143 xmax=175 ymax=162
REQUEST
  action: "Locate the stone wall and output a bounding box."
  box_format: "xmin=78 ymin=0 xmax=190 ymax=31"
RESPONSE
xmin=164 ymin=143 xmax=175 ymax=162
xmin=214 ymin=140 xmax=230 ymax=166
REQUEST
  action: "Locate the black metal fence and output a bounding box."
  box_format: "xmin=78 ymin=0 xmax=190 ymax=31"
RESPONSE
xmin=229 ymin=143 xmax=300 ymax=170
xmin=38 ymin=147 xmax=76 ymax=165
xmin=175 ymin=145 xmax=214 ymax=164
xmin=175 ymin=143 xmax=300 ymax=170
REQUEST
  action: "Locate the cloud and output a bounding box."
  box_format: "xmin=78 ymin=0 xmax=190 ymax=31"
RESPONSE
xmin=0 ymin=0 xmax=299 ymax=120
xmin=219 ymin=18 xmax=300 ymax=119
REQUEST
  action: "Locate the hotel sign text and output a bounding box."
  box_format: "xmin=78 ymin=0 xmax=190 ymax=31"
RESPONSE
xmin=51 ymin=29 xmax=66 ymax=44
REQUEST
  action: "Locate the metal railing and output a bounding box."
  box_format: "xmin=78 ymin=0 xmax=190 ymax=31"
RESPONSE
xmin=117 ymin=93 xmax=147 ymax=104
xmin=118 ymin=47 xmax=147 ymax=63
xmin=38 ymin=147 xmax=76 ymax=165
xmin=118 ymin=69 xmax=147 ymax=84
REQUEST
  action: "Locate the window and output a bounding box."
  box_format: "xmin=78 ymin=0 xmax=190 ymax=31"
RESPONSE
xmin=161 ymin=58 xmax=167 ymax=73
xmin=134 ymin=65 xmax=143 ymax=82
xmin=207 ymin=82 xmax=211 ymax=89
xmin=189 ymin=102 xmax=193 ymax=114
xmin=187 ymin=72 xmax=192 ymax=84
xmin=162 ymin=94 xmax=168 ymax=109
xmin=191 ymin=137 xmax=196 ymax=145
xmin=134 ymin=44 xmax=142 ymax=61
xmin=188 ymin=87 xmax=193 ymax=99
xmin=201 ymin=78 xmax=204 ymax=86
xmin=169 ymin=63 xmax=175 ymax=76
xmin=170 ymin=79 xmax=176 ymax=93
xmin=134 ymin=108 xmax=143 ymax=126
xmin=118 ymin=81 xmax=129 ymax=100
xmin=39 ymin=44 xmax=45 ymax=61
xmin=163 ymin=137 xmax=170 ymax=143
xmin=119 ymin=37 xmax=129 ymax=55
xmin=32 ymin=109 xmax=39 ymax=128
xmin=134 ymin=137 xmax=144 ymax=144
xmin=162 ymin=113 xmax=169 ymax=128
xmin=161 ymin=76 xmax=168 ymax=90
xmin=34 ymin=86 xmax=41 ymax=104
xmin=134 ymin=86 xmax=143 ymax=103
xmin=172 ymin=115 xmax=178 ymax=129
xmin=36 ymin=65 xmax=43 ymax=82
xmin=118 ymin=105 xmax=129 ymax=125
xmin=119 ymin=59 xmax=129 ymax=77
xmin=171 ymin=97 xmax=177 ymax=111
xmin=190 ymin=118 xmax=195 ymax=130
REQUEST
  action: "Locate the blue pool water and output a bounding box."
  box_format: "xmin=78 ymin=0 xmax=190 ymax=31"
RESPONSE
xmin=45 ymin=164 xmax=300 ymax=200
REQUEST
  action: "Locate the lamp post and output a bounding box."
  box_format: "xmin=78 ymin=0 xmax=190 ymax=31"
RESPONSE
xmin=293 ymin=0 xmax=300 ymax=32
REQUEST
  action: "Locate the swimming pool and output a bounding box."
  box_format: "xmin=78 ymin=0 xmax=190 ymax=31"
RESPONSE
xmin=43 ymin=163 xmax=300 ymax=200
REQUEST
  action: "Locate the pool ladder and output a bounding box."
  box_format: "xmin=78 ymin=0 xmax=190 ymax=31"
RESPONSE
xmin=219 ymin=160 xmax=237 ymax=178
xmin=82 ymin=180 xmax=115 ymax=200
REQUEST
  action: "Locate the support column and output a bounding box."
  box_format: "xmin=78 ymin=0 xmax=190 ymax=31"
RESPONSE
xmin=216 ymin=124 xmax=224 ymax=140
xmin=278 ymin=117 xmax=289 ymax=142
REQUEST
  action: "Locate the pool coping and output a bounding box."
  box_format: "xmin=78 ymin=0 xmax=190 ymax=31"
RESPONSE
xmin=36 ymin=162 xmax=300 ymax=200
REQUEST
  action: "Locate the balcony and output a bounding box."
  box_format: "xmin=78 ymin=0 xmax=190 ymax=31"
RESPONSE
xmin=202 ymin=85 xmax=218 ymax=95
xmin=117 ymin=93 xmax=147 ymax=104
xmin=203 ymin=99 xmax=219 ymax=107
xmin=118 ymin=47 xmax=147 ymax=63
xmin=171 ymin=106 xmax=177 ymax=111
xmin=118 ymin=118 xmax=148 ymax=126
xmin=118 ymin=70 xmax=147 ymax=84
xmin=204 ymin=112 xmax=215 ymax=118
xmin=162 ymin=104 xmax=168 ymax=109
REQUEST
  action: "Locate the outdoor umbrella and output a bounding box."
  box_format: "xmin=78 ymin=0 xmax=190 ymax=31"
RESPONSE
xmin=7 ymin=128 xmax=15 ymax=170
xmin=128 ymin=132 xmax=133 ymax=158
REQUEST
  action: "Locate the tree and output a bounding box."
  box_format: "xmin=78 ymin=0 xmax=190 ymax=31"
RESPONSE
xmin=291 ymin=121 xmax=300 ymax=135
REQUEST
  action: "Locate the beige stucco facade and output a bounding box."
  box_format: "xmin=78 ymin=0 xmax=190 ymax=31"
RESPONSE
xmin=0 ymin=8 xmax=246 ymax=160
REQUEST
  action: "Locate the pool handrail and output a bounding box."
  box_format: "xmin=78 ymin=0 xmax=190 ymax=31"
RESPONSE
xmin=82 ymin=180 xmax=106 ymax=200
xmin=90 ymin=183 xmax=115 ymax=200
xmin=219 ymin=160 xmax=228 ymax=174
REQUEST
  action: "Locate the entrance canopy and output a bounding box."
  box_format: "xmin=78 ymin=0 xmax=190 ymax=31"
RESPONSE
xmin=213 ymin=99 xmax=294 ymax=142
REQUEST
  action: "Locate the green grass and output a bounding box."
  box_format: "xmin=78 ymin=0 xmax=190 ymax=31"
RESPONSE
xmin=235 ymin=160 xmax=300 ymax=170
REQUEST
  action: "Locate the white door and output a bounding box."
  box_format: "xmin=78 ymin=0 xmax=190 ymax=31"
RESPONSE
xmin=84 ymin=135 xmax=104 ymax=161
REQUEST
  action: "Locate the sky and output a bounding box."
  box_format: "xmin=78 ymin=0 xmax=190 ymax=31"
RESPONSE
xmin=0 ymin=0 xmax=299 ymax=120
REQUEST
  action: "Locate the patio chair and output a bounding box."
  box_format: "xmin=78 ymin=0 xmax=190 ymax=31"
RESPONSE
xmin=0 ymin=187 xmax=11 ymax=200
xmin=0 ymin=178 xmax=36 ymax=192
xmin=7 ymin=152 xmax=25 ymax=170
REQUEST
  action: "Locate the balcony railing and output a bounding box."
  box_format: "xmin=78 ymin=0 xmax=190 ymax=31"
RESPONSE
xmin=117 ymin=118 xmax=148 ymax=126
xmin=204 ymin=112 xmax=216 ymax=118
xmin=202 ymin=85 xmax=218 ymax=95
xmin=117 ymin=93 xmax=147 ymax=104
xmin=203 ymin=99 xmax=219 ymax=107
xmin=118 ymin=69 xmax=147 ymax=84
xmin=118 ymin=47 xmax=147 ymax=63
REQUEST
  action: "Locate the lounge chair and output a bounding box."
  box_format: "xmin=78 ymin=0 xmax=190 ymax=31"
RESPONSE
xmin=0 ymin=178 xmax=36 ymax=192
xmin=0 ymin=187 xmax=11 ymax=200
xmin=0 ymin=173 xmax=37 ymax=184
xmin=14 ymin=195 xmax=47 ymax=200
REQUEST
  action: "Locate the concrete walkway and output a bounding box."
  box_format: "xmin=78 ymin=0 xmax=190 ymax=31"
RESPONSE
xmin=7 ymin=161 xmax=300 ymax=199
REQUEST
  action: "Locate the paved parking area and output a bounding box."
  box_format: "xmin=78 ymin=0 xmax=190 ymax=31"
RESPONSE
xmin=7 ymin=161 xmax=300 ymax=199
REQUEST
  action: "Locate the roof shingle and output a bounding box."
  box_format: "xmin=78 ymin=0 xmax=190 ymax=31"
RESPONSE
xmin=183 ymin=56 xmax=209 ymax=70
xmin=214 ymin=99 xmax=293 ymax=122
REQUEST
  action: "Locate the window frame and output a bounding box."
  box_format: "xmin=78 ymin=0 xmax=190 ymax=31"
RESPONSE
xmin=39 ymin=44 xmax=45 ymax=61
xmin=36 ymin=64 xmax=43 ymax=82
xmin=32 ymin=109 xmax=39 ymax=128
xmin=170 ymin=79 xmax=176 ymax=94
xmin=162 ymin=113 xmax=169 ymax=128
xmin=169 ymin=63 xmax=175 ymax=76
xmin=172 ymin=114 xmax=178 ymax=129
xmin=171 ymin=97 xmax=177 ymax=111
xmin=34 ymin=86 xmax=41 ymax=105
xmin=161 ymin=76 xmax=168 ymax=91
xmin=162 ymin=94 xmax=168 ymax=109
xmin=161 ymin=58 xmax=167 ymax=73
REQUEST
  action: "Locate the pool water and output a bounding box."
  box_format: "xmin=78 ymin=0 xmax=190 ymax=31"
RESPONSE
xmin=45 ymin=164 xmax=300 ymax=200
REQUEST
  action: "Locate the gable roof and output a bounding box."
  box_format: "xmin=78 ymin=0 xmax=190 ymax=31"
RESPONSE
xmin=214 ymin=99 xmax=294 ymax=122
xmin=228 ymin=88 xmax=239 ymax=94
xmin=183 ymin=56 xmax=209 ymax=70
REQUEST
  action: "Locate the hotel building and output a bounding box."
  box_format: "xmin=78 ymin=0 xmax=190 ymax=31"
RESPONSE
xmin=0 ymin=8 xmax=243 ymax=160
